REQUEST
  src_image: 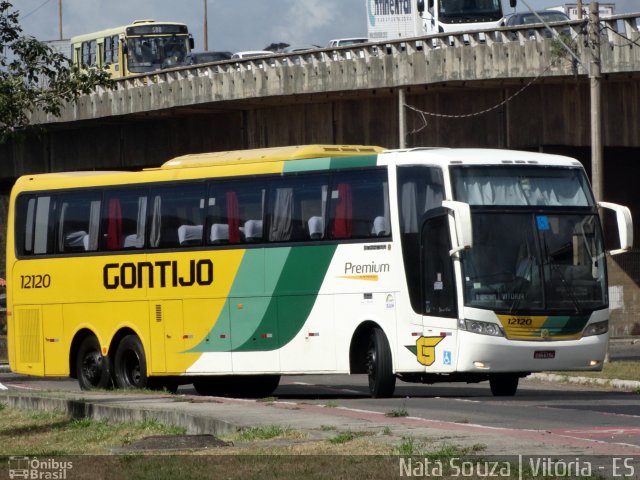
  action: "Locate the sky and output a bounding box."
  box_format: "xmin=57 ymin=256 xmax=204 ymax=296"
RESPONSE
xmin=15 ymin=0 xmax=640 ymax=52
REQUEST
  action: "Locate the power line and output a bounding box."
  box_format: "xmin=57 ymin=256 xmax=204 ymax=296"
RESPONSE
xmin=404 ymin=65 xmax=552 ymax=136
xmin=21 ymin=0 xmax=54 ymax=21
xmin=601 ymin=25 xmax=640 ymax=49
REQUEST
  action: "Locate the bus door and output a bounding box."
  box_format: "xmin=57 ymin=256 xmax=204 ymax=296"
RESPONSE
xmin=419 ymin=209 xmax=458 ymax=371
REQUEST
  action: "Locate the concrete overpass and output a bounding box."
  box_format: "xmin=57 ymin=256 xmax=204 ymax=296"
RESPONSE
xmin=1 ymin=13 xmax=640 ymax=334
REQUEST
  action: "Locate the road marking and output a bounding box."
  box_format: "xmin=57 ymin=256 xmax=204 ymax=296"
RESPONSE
xmin=0 ymin=382 xmax=7 ymax=390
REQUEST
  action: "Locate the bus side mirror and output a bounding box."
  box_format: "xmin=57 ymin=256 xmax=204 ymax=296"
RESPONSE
xmin=509 ymin=0 xmax=517 ymax=8
xmin=122 ymin=40 xmax=128 ymax=55
xmin=189 ymin=36 xmax=195 ymax=50
xmin=442 ymin=200 xmax=473 ymax=256
xmin=427 ymin=0 xmax=434 ymax=10
xmin=599 ymin=202 xmax=633 ymax=255
xmin=417 ymin=0 xmax=425 ymax=14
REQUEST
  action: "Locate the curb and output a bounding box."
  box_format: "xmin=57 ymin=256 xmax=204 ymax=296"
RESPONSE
xmin=530 ymin=372 xmax=640 ymax=391
xmin=0 ymin=391 xmax=238 ymax=436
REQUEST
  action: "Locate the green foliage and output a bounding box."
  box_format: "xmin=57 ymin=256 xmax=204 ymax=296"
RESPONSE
xmin=0 ymin=1 xmax=114 ymax=141
xmin=237 ymin=425 xmax=291 ymax=441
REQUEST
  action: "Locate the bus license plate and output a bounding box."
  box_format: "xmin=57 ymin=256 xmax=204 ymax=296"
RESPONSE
xmin=534 ymin=350 xmax=555 ymax=359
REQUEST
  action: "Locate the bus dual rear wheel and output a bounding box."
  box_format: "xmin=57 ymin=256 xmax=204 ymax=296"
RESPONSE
xmin=76 ymin=335 xmax=112 ymax=390
xmin=113 ymin=335 xmax=148 ymax=389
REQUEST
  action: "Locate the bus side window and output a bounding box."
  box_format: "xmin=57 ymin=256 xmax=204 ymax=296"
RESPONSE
xmin=149 ymin=183 xmax=206 ymax=249
xmin=56 ymin=192 xmax=101 ymax=253
xmin=101 ymin=189 xmax=147 ymax=250
xmin=329 ymin=169 xmax=391 ymax=240
xmin=207 ymin=182 xmax=266 ymax=245
xmin=16 ymin=195 xmax=54 ymax=256
xmin=268 ymin=174 xmax=329 ymax=242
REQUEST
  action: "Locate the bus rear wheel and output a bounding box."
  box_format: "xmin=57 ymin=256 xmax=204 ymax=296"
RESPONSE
xmin=76 ymin=335 xmax=112 ymax=390
xmin=366 ymin=327 xmax=396 ymax=398
xmin=113 ymin=335 xmax=148 ymax=389
xmin=489 ymin=374 xmax=519 ymax=396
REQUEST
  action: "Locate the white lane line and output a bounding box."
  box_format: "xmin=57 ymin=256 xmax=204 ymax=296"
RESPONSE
xmin=0 ymin=382 xmax=8 ymax=390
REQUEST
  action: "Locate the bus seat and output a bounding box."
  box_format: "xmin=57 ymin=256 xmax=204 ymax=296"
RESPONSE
xmin=123 ymin=234 xmax=138 ymax=249
xmin=372 ymin=216 xmax=389 ymax=237
xmin=308 ymin=216 xmax=324 ymax=239
xmin=210 ymin=223 xmax=230 ymax=243
xmin=178 ymin=225 xmax=203 ymax=246
xmin=64 ymin=231 xmax=88 ymax=251
xmin=244 ymin=219 xmax=263 ymax=242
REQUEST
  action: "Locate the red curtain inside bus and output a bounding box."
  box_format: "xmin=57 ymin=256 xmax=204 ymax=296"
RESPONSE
xmin=332 ymin=183 xmax=352 ymax=239
xmin=107 ymin=198 xmax=122 ymax=250
xmin=226 ymin=191 xmax=240 ymax=243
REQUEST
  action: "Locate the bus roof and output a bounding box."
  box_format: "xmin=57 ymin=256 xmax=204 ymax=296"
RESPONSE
xmin=158 ymin=145 xmax=385 ymax=170
xmin=69 ymin=20 xmax=189 ymax=43
xmin=382 ymin=147 xmax=584 ymax=168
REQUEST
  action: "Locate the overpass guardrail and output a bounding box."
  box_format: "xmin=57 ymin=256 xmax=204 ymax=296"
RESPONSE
xmin=33 ymin=13 xmax=640 ymax=124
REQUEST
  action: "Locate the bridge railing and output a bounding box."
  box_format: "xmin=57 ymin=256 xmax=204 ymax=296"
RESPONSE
xmin=92 ymin=12 xmax=640 ymax=94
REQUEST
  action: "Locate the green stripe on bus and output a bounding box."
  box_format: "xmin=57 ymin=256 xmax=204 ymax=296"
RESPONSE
xmin=330 ymin=155 xmax=378 ymax=170
xmin=189 ymin=245 xmax=336 ymax=353
xmin=234 ymin=245 xmax=337 ymax=351
xmin=283 ymin=155 xmax=379 ymax=173
xmin=283 ymin=157 xmax=332 ymax=173
xmin=537 ymin=315 xmax=590 ymax=337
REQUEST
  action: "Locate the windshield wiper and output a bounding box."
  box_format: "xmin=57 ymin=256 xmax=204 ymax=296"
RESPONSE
xmin=549 ymin=262 xmax=582 ymax=314
xmin=509 ymin=256 xmax=533 ymax=313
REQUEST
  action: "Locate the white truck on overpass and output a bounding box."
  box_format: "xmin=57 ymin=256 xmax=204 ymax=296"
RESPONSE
xmin=367 ymin=0 xmax=517 ymax=41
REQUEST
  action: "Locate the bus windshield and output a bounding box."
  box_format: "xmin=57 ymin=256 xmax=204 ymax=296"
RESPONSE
xmin=451 ymin=165 xmax=605 ymax=313
xmin=127 ymin=35 xmax=190 ymax=72
xmin=439 ymin=0 xmax=504 ymax=22
xmin=460 ymin=212 xmax=607 ymax=313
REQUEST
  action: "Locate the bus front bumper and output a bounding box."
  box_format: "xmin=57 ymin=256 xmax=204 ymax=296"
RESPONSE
xmin=454 ymin=330 xmax=608 ymax=373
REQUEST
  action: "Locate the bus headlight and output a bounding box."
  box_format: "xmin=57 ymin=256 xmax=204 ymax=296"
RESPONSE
xmin=459 ymin=319 xmax=504 ymax=337
xmin=583 ymin=320 xmax=608 ymax=337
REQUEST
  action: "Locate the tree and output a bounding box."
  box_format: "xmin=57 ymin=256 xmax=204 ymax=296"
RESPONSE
xmin=0 ymin=1 xmax=114 ymax=142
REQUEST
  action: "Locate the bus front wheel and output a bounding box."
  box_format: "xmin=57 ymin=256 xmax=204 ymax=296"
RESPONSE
xmin=366 ymin=328 xmax=396 ymax=398
xmin=489 ymin=374 xmax=519 ymax=396
xmin=76 ymin=335 xmax=112 ymax=390
xmin=113 ymin=335 xmax=148 ymax=389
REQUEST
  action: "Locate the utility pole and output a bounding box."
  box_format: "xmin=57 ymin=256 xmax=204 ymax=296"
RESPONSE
xmin=399 ymin=89 xmax=407 ymax=149
xmin=589 ymin=2 xmax=603 ymax=202
xmin=58 ymin=0 xmax=62 ymax=40
xmin=203 ymin=0 xmax=209 ymax=51
xmin=576 ymin=0 xmax=583 ymax=20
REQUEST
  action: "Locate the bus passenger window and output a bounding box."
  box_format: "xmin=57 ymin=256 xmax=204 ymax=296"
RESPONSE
xmin=101 ymin=189 xmax=147 ymax=250
xmin=269 ymin=174 xmax=329 ymax=242
xmin=207 ymin=182 xmax=265 ymax=245
xmin=149 ymin=184 xmax=206 ymax=249
xmin=57 ymin=193 xmax=101 ymax=253
xmin=16 ymin=195 xmax=54 ymax=256
xmin=329 ymin=169 xmax=390 ymax=240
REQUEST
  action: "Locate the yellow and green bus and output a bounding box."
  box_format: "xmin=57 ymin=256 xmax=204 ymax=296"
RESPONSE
xmin=70 ymin=20 xmax=194 ymax=78
xmin=6 ymin=145 xmax=632 ymax=397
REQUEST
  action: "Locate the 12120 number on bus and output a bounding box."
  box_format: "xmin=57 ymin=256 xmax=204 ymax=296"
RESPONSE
xmin=20 ymin=274 xmax=51 ymax=289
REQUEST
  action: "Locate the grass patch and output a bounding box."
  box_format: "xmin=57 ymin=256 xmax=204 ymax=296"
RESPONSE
xmin=385 ymin=407 xmax=409 ymax=417
xmin=235 ymin=425 xmax=302 ymax=442
xmin=395 ymin=436 xmax=424 ymax=456
xmin=327 ymin=431 xmax=370 ymax=444
xmin=0 ymin=405 xmax=186 ymax=456
xmin=562 ymin=361 xmax=639 ymax=382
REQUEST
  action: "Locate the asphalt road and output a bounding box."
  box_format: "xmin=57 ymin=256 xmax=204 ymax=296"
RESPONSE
xmin=2 ymin=371 xmax=640 ymax=456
